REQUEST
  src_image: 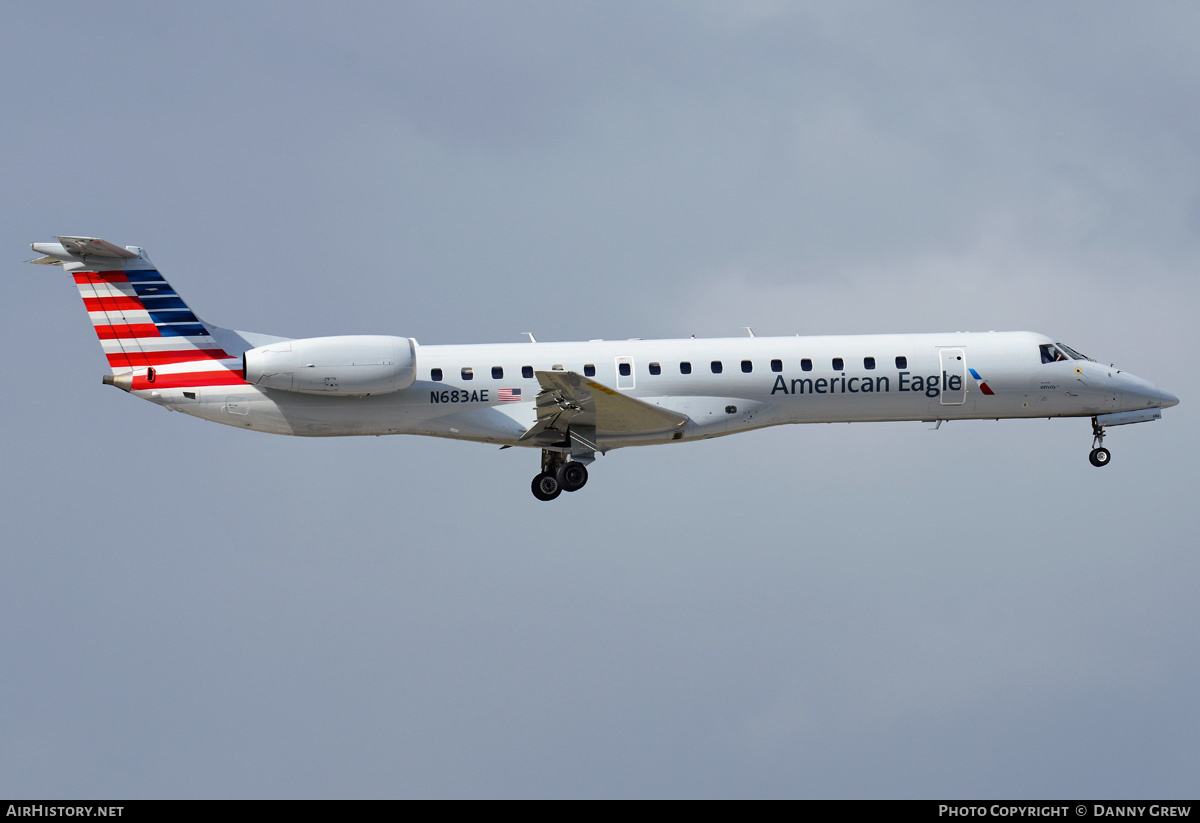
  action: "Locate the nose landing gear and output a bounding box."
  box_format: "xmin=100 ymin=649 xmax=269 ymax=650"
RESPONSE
xmin=1089 ymin=417 xmax=1111 ymax=467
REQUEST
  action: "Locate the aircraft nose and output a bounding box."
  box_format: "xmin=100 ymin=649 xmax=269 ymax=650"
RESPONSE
xmin=1115 ymin=372 xmax=1179 ymax=409
xmin=1156 ymin=387 xmax=1180 ymax=408
xmin=1131 ymin=377 xmax=1179 ymax=409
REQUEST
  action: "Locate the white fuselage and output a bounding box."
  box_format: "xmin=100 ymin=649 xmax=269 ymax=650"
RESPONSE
xmin=31 ymin=235 xmax=1179 ymax=499
xmin=140 ymin=331 xmax=1177 ymax=450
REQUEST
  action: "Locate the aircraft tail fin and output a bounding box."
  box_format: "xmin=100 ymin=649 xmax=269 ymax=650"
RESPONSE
xmin=32 ymin=236 xmax=249 ymax=392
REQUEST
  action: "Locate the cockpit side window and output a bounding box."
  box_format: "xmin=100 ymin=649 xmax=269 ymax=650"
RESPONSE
xmin=1040 ymin=344 xmax=1069 ymax=364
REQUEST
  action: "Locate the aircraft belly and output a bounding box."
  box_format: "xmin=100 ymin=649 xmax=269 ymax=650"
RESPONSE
xmin=147 ymin=387 xmax=298 ymax=435
xmin=765 ymin=390 xmax=949 ymax=423
xmin=410 ymin=405 xmax=531 ymax=443
xmin=264 ymin=388 xmax=530 ymax=440
xmin=159 ymin=386 xmax=427 ymax=436
xmin=668 ymin=396 xmax=735 ymax=436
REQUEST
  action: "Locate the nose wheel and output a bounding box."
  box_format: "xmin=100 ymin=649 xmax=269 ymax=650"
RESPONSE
xmin=1089 ymin=417 xmax=1112 ymax=468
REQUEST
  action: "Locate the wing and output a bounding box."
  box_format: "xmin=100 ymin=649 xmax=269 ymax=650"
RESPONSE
xmin=517 ymin=370 xmax=689 ymax=445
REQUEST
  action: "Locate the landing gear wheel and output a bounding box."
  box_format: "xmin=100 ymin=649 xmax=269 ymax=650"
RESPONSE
xmin=532 ymin=472 xmax=562 ymax=501
xmin=1089 ymin=447 xmax=1111 ymax=468
xmin=557 ymin=461 xmax=589 ymax=492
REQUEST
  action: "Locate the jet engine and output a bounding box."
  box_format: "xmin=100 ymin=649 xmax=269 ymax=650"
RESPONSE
xmin=243 ymin=335 xmax=416 ymax=396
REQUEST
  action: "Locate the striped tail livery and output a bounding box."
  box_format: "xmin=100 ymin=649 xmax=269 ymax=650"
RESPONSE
xmin=33 ymin=236 xmax=254 ymax=394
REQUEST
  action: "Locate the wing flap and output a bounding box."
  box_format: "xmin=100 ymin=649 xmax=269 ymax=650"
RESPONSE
xmin=522 ymin=370 xmax=688 ymax=440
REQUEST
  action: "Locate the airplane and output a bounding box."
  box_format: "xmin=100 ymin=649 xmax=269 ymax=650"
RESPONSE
xmin=31 ymin=236 xmax=1180 ymax=500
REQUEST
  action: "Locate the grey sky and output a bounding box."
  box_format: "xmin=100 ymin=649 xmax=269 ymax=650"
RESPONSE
xmin=2 ymin=1 xmax=1197 ymax=798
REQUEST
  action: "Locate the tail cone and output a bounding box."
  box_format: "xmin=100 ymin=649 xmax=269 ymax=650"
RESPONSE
xmin=102 ymin=373 xmax=132 ymax=392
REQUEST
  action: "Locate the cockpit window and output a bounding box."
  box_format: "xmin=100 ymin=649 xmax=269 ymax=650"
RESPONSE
xmin=1040 ymin=344 xmax=1069 ymax=364
xmin=1056 ymin=343 xmax=1091 ymax=361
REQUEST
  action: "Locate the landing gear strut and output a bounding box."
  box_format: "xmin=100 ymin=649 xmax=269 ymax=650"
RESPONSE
xmin=1089 ymin=417 xmax=1111 ymax=468
xmin=531 ymin=448 xmax=591 ymax=501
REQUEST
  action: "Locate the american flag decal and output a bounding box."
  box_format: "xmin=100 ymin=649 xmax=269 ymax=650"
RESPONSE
xmin=498 ymin=388 xmax=522 ymax=401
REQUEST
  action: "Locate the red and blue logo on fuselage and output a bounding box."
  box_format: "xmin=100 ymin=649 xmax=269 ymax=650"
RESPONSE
xmin=969 ymin=368 xmax=995 ymax=396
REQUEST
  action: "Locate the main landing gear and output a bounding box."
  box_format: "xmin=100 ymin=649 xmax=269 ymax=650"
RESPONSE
xmin=531 ymin=448 xmax=590 ymax=501
xmin=1089 ymin=417 xmax=1111 ymax=468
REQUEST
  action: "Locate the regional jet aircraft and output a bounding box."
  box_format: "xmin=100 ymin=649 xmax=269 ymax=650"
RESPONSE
xmin=32 ymin=236 xmax=1180 ymax=500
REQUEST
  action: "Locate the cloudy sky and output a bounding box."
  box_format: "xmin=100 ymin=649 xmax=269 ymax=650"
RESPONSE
xmin=3 ymin=1 xmax=1197 ymax=798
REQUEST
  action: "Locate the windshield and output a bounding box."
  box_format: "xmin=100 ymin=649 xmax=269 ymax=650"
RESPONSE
xmin=1056 ymin=342 xmax=1092 ymax=361
xmin=1041 ymin=342 xmax=1091 ymax=364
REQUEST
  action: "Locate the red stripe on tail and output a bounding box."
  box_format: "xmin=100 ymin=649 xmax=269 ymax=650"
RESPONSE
xmin=107 ymin=349 xmax=232 ymax=367
xmin=73 ymin=271 xmax=130 ymax=285
xmin=95 ymin=323 xmax=162 ymax=340
xmin=131 ymin=370 xmax=248 ymax=391
xmin=83 ymin=295 xmax=143 ymax=312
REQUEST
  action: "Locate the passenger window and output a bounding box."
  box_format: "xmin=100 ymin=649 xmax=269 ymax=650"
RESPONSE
xmin=584 ymin=364 xmax=596 ymax=377
xmin=895 ymin=356 xmax=907 ymax=369
xmin=649 ymin=362 xmax=661 ymax=375
xmin=619 ymin=363 xmax=631 ymax=377
xmin=461 ymin=367 xmax=474 ymax=380
xmin=741 ymin=360 xmax=752 ymax=373
xmin=711 ymin=361 xmax=723 ymax=374
xmin=522 ymin=366 xmax=533 ymax=379
xmin=771 ymin=359 xmax=782 ymax=373
xmin=431 ymin=368 xmax=443 ymax=382
xmin=801 ymin=359 xmax=812 ymax=372
xmin=832 ymin=358 xmax=844 ymax=371
xmin=864 ymin=357 xmax=875 ymax=370
xmin=491 ymin=366 xmax=503 ymax=379
xmin=680 ymin=361 xmax=692 ymax=374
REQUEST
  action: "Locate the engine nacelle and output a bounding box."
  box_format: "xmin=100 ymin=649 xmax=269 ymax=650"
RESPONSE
xmin=243 ymin=335 xmax=416 ymax=396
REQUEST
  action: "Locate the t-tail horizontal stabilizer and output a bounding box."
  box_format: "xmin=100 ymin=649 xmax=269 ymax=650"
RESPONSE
xmin=29 ymin=236 xmax=141 ymax=265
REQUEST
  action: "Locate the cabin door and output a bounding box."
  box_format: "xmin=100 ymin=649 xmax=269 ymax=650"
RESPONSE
xmin=939 ymin=348 xmax=967 ymax=405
